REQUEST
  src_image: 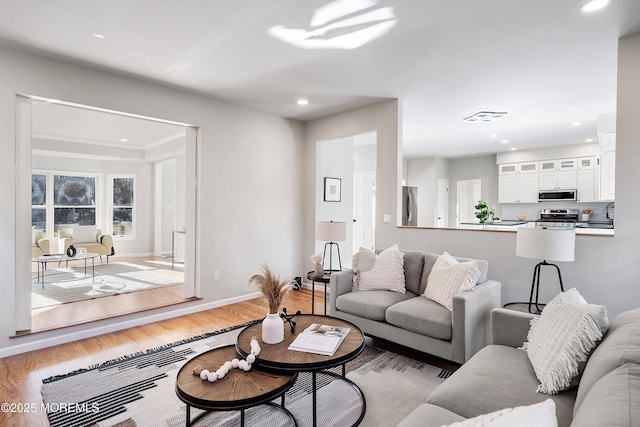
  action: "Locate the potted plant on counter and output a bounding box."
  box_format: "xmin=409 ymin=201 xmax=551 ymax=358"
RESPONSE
xmin=475 ymin=200 xmax=495 ymax=226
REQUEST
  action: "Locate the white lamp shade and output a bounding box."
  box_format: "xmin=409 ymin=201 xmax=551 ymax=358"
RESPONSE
xmin=516 ymin=227 xmax=575 ymax=262
xmin=316 ymin=221 xmax=346 ymax=242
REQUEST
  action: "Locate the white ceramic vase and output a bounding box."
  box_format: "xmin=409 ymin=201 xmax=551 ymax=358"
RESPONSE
xmin=262 ymin=313 xmax=284 ymax=344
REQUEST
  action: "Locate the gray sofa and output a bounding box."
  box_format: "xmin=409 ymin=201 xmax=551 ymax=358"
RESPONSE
xmin=329 ymin=250 xmax=502 ymax=364
xmin=398 ymin=307 xmax=640 ymax=427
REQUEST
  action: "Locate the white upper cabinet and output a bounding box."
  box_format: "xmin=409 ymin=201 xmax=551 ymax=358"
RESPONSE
xmin=538 ymin=158 xmax=578 ymax=190
xmin=498 ymin=161 xmax=538 ymax=175
xmin=599 ymin=132 xmax=615 ymax=201
xmin=578 ymin=156 xmax=596 ymax=169
xmin=498 ymin=174 xmax=538 ymax=203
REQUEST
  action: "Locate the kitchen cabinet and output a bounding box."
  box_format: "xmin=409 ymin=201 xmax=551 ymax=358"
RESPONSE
xmin=498 ymin=173 xmax=538 ymax=203
xmin=498 ymin=161 xmax=538 ymax=175
xmin=578 ymin=156 xmax=596 ymax=169
xmin=577 ymin=169 xmax=597 ymax=202
xmin=599 ymin=132 xmax=615 ymax=201
xmin=538 ymin=158 xmax=578 ymax=190
xmin=539 ymin=170 xmax=578 ymax=190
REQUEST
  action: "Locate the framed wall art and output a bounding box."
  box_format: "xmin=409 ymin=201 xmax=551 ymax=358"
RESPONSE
xmin=323 ymin=177 xmax=341 ymax=202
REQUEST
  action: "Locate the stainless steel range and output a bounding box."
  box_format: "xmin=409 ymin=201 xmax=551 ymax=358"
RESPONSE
xmin=536 ymin=208 xmax=579 ymax=228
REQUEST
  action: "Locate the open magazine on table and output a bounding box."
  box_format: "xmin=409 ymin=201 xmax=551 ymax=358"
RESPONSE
xmin=288 ymin=323 xmax=350 ymax=356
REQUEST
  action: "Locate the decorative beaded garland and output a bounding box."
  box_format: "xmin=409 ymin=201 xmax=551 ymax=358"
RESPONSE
xmin=192 ymin=336 xmax=261 ymax=384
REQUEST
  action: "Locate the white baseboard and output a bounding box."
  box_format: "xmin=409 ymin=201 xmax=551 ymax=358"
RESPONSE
xmin=0 ymin=292 xmax=262 ymax=359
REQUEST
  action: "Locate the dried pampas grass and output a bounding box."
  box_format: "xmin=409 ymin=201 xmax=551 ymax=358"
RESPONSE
xmin=249 ymin=263 xmax=294 ymax=314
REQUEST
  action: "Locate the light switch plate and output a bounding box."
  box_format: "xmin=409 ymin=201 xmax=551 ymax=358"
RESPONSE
xmin=383 ymin=214 xmax=391 ymax=224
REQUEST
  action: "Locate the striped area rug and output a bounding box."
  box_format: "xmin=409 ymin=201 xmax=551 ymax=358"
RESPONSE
xmin=41 ymin=321 xmax=452 ymax=427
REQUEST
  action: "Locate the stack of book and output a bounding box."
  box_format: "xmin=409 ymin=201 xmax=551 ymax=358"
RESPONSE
xmin=288 ymin=323 xmax=350 ymax=356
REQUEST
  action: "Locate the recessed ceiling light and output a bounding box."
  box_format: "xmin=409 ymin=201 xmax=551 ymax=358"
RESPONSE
xmin=93 ymin=34 xmax=105 ymax=39
xmin=586 ymin=138 xmax=594 ymax=142
xmin=463 ymin=111 xmax=508 ymax=122
xmin=501 ymin=140 xmax=509 ymax=144
xmin=572 ymin=122 xmax=581 ymax=126
xmin=489 ymin=134 xmax=497 ymax=138
xmin=297 ymin=99 xmax=309 ymax=106
xmin=510 ymin=147 xmax=517 ymax=151
xmin=580 ymin=0 xmax=611 ymax=13
xmin=120 ymin=138 xmax=128 ymax=142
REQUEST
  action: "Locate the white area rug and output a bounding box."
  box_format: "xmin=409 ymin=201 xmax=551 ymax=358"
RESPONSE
xmin=32 ymin=261 xmax=184 ymax=309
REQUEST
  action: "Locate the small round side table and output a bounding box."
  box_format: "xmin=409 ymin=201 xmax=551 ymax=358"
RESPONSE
xmin=306 ymin=271 xmax=331 ymax=315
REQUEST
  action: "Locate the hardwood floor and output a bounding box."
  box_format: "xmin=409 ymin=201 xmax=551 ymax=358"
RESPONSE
xmin=1 ymin=290 xmax=316 ymax=427
xmin=29 ymin=256 xmax=190 ymax=334
xmin=1 ymin=288 xmax=457 ymax=427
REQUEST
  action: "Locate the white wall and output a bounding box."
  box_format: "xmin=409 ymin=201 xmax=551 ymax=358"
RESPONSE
xmin=303 ymin=33 xmax=640 ymax=318
xmin=304 ymin=100 xmax=400 ymax=278
xmin=0 ymin=46 xmax=303 ymax=356
xmin=316 ymin=136 xmax=354 ymax=268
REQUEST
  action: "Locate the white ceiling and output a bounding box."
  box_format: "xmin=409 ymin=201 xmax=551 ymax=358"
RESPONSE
xmin=1 ymin=0 xmax=639 ymax=158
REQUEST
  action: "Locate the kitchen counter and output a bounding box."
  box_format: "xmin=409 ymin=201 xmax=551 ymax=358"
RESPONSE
xmin=459 ymin=221 xmax=614 ymax=236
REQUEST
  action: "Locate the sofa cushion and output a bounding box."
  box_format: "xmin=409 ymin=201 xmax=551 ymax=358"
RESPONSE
xmin=522 ymin=289 xmax=609 ymax=395
xmin=400 ymin=250 xmax=425 ymax=295
xmin=353 ymin=245 xmax=405 ymax=293
xmin=73 ymin=225 xmax=97 ymax=243
xmin=386 ymin=296 xmax=452 ymax=340
xmin=573 ymin=308 xmax=640 ymax=415
xmin=571 ymin=363 xmax=640 ymax=427
xmin=396 ymin=403 xmax=465 ymax=427
xmin=423 ymin=252 xmax=481 ymax=311
xmin=420 ymin=253 xmax=488 ymax=294
xmin=442 ymin=399 xmax=557 ymax=427
xmin=335 ymin=290 xmax=416 ymax=322
xmin=426 ymin=345 xmax=576 ymax=427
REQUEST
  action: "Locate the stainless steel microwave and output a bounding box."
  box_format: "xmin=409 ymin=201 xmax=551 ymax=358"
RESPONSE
xmin=538 ymin=190 xmax=577 ymax=202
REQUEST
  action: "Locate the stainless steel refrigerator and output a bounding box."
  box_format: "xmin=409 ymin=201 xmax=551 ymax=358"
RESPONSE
xmin=402 ymin=186 xmax=418 ymax=226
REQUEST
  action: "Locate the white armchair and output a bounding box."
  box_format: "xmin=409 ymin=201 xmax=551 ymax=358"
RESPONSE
xmin=59 ymin=226 xmax=115 ymax=263
xmin=31 ymin=229 xmax=50 ymax=258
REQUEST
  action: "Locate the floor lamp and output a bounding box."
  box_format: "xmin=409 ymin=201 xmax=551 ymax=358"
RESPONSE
xmin=516 ymin=227 xmax=576 ymax=314
xmin=316 ymin=221 xmax=346 ymax=274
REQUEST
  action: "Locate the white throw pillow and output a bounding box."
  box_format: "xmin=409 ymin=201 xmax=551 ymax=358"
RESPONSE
xmin=423 ymin=252 xmax=481 ymax=311
xmin=73 ymin=226 xmax=97 ymax=243
xmin=521 ymin=288 xmax=609 ymax=394
xmin=352 ymin=244 xmax=405 ymax=294
xmin=443 ymin=399 xmax=557 ymax=427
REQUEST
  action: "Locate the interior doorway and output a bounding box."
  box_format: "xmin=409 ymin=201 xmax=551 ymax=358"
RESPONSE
xmin=316 ymin=131 xmax=376 ymax=268
xmin=436 ymin=178 xmax=449 ymax=228
xmin=16 ymin=95 xmax=199 ymax=333
xmin=456 ymin=179 xmax=481 ymax=227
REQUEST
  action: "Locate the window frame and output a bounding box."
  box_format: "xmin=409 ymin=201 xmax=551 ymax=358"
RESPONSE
xmin=108 ymin=174 xmax=136 ymax=239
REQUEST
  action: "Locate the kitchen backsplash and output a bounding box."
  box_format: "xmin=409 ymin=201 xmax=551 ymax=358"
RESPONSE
xmin=500 ymin=201 xmax=612 ymax=222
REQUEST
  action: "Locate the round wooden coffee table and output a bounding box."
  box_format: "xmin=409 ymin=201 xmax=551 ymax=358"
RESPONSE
xmin=236 ymin=314 xmax=366 ymax=427
xmin=175 ymin=345 xmax=298 ymax=426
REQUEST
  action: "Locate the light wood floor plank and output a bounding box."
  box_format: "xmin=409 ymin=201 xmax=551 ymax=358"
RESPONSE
xmin=1 ymin=289 xmax=317 ymax=427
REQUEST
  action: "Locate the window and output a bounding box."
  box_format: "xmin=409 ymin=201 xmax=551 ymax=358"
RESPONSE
xmin=112 ymin=177 xmax=134 ymax=236
xmin=31 ymin=174 xmax=47 ymax=229
xmin=53 ymin=175 xmax=96 ymax=232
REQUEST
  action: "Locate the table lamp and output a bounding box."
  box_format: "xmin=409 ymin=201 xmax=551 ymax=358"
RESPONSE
xmin=516 ymin=227 xmax=576 ymax=313
xmin=316 ymin=221 xmax=346 ymax=274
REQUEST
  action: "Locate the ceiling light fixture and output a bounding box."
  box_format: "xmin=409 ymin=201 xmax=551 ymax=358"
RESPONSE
xmin=463 ymin=111 xmax=508 ymax=122
xmin=120 ymin=138 xmax=128 ymax=142
xmin=297 ymin=99 xmax=309 ymax=106
xmin=571 ymin=122 xmax=581 ymax=126
xmin=586 ymin=138 xmax=594 ymax=142
xmin=510 ymin=147 xmax=517 ymax=151
xmin=489 ymin=134 xmax=497 ymax=138
xmin=501 ymin=140 xmax=509 ymax=144
xmin=92 ymin=34 xmax=105 ymax=39
xmin=580 ymin=0 xmax=611 ymax=13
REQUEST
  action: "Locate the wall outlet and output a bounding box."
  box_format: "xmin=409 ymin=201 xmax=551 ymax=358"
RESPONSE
xmin=213 ymin=271 xmax=220 ymax=281
xmin=383 ymin=214 xmax=392 ymax=224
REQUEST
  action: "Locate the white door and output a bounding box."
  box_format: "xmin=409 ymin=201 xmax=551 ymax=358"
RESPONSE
xmin=436 ymin=178 xmax=449 ymax=228
xmin=456 ymin=179 xmax=481 ymax=226
xmin=353 ymin=171 xmax=375 ymax=252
